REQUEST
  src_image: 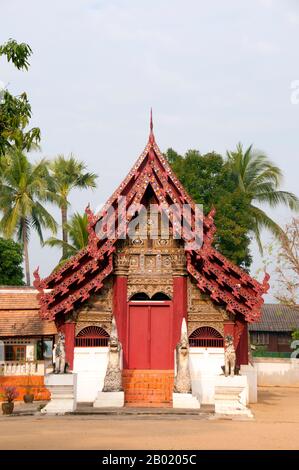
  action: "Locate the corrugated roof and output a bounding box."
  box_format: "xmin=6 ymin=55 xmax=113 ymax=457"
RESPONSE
xmin=249 ymin=304 xmax=299 ymax=332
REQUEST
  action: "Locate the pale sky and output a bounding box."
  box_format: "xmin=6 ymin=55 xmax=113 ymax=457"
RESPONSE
xmin=1 ymin=0 xmax=299 ymax=300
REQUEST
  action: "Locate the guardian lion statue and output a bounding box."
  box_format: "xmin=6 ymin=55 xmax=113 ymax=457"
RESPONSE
xmin=224 ymin=334 xmax=236 ymax=377
xmin=103 ymin=318 xmax=123 ymax=392
xmin=54 ymin=332 xmax=66 ymax=374
xmin=174 ymin=319 xmax=192 ymax=393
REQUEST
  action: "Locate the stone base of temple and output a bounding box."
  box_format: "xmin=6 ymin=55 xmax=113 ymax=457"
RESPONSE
xmin=41 ymin=373 xmax=77 ymax=415
xmin=122 ymin=370 xmax=174 ymax=407
xmin=93 ymin=391 xmax=124 ymax=408
xmin=214 ymin=375 xmax=253 ymax=418
xmin=172 ymin=392 xmax=201 ymax=409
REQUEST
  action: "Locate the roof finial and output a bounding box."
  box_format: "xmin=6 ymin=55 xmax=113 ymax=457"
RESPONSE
xmin=150 ymin=108 xmax=153 ymax=132
xmin=149 ymin=108 xmax=155 ymax=144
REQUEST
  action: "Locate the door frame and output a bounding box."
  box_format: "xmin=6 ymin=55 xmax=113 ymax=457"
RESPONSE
xmin=126 ymin=300 xmax=173 ymax=370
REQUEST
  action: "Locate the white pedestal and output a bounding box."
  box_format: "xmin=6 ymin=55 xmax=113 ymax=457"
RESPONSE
xmin=41 ymin=373 xmax=77 ymax=415
xmin=240 ymin=364 xmax=257 ymax=403
xmin=172 ymin=393 xmax=200 ymax=409
xmin=214 ymin=375 xmax=253 ymax=418
xmin=93 ymin=391 xmax=124 ymax=408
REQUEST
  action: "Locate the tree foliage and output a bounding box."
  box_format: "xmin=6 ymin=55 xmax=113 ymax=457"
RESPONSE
xmin=45 ymin=211 xmax=89 ymax=261
xmin=166 ymin=148 xmax=252 ymax=268
xmin=48 ymin=154 xmax=97 ymax=258
xmin=0 ymin=149 xmax=58 ymax=285
xmin=226 ymin=143 xmax=299 ymax=253
xmin=0 ymin=39 xmax=40 ymax=156
xmin=264 ymin=218 xmax=299 ymax=305
xmin=0 ymin=237 xmax=24 ymax=285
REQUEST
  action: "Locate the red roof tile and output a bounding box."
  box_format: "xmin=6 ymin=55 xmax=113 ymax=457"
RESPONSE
xmin=0 ymin=289 xmax=57 ymax=337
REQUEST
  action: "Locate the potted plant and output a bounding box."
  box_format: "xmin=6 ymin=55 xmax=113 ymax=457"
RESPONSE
xmin=1 ymin=386 xmax=19 ymax=415
xmin=23 ymin=374 xmax=34 ymax=404
xmin=23 ymin=386 xmax=34 ymax=403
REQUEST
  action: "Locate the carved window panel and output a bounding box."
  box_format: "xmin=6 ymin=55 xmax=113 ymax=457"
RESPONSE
xmin=75 ymin=325 xmax=109 ymax=347
xmin=189 ymin=326 xmax=224 ymax=348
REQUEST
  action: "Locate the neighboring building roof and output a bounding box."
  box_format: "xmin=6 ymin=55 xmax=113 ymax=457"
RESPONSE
xmin=0 ymin=288 xmax=57 ymax=337
xmin=249 ymin=304 xmax=299 ymax=332
xmin=33 ymin=116 xmax=269 ymax=323
xmin=0 ymin=287 xmax=40 ymax=309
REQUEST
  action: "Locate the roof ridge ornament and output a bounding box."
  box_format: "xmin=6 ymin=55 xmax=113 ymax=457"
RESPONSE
xmin=149 ymin=108 xmax=155 ymax=144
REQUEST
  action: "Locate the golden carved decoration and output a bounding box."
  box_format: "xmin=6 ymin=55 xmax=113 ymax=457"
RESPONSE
xmin=76 ymin=321 xmax=112 ymax=336
xmin=187 ymin=321 xmax=224 ymax=337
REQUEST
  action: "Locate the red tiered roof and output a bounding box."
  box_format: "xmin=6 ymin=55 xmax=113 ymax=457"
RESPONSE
xmin=34 ymin=116 xmax=269 ymax=322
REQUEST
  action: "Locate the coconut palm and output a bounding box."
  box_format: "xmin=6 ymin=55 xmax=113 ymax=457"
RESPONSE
xmin=48 ymin=154 xmax=97 ymax=258
xmin=45 ymin=212 xmax=88 ymax=261
xmin=0 ymin=149 xmax=57 ymax=285
xmin=226 ymin=143 xmax=299 ymax=252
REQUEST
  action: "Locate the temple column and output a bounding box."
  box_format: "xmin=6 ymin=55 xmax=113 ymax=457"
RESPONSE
xmin=113 ymin=252 xmax=129 ymax=367
xmin=236 ymin=322 xmax=249 ymax=365
xmin=63 ymin=322 xmax=76 ymax=371
xmin=172 ymin=276 xmax=188 ymax=348
xmin=113 ymin=275 xmax=128 ymax=346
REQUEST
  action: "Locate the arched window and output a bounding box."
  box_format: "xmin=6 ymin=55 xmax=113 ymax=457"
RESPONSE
xmin=75 ymin=326 xmax=109 ymax=347
xmin=151 ymin=292 xmax=171 ymax=300
xmin=130 ymin=292 xmax=150 ymax=300
xmin=189 ymin=327 xmax=224 ymax=348
xmin=130 ymin=292 xmax=171 ymax=301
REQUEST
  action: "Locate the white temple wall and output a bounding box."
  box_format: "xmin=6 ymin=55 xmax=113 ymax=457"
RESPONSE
xmin=73 ymin=347 xmax=109 ymax=402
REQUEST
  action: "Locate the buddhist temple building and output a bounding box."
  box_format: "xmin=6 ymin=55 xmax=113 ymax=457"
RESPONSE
xmin=1 ymin=117 xmax=270 ymax=407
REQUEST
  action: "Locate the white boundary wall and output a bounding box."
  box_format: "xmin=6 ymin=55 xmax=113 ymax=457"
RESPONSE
xmin=253 ymin=357 xmax=299 ymax=387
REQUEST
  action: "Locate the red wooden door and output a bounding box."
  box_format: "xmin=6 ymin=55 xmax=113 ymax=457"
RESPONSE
xmin=127 ymin=302 xmax=173 ymax=370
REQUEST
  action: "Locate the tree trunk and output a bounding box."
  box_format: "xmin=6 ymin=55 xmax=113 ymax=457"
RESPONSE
xmin=22 ymin=220 xmax=30 ymax=286
xmin=61 ymin=203 xmax=68 ymax=258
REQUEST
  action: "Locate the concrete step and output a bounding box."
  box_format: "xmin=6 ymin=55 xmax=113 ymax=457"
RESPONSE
xmin=71 ymin=403 xmax=211 ymax=416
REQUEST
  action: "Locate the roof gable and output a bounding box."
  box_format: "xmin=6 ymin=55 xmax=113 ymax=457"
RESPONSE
xmin=34 ymin=117 xmax=269 ymax=322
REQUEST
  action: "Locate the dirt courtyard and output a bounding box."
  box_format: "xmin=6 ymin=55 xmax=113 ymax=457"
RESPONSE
xmin=0 ymin=387 xmax=299 ymax=450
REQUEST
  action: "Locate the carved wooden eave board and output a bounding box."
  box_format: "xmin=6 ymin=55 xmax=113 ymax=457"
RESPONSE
xmin=34 ymin=118 xmax=269 ymax=322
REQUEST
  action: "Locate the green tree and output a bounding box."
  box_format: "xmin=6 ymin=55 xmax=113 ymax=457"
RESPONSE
xmin=0 ymin=150 xmax=57 ymax=285
xmin=0 ymin=237 xmax=24 ymax=285
xmin=226 ymin=143 xmax=299 ymax=252
xmin=166 ymin=148 xmax=253 ymax=268
xmin=45 ymin=212 xmax=89 ymax=261
xmin=48 ymin=155 xmax=97 ymax=258
xmin=0 ymin=39 xmax=40 ymax=156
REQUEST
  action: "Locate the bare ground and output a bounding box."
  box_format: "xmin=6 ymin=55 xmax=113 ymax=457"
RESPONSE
xmin=0 ymin=387 xmax=299 ymax=450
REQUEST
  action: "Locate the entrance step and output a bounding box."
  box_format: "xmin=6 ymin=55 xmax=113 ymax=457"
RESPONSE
xmin=122 ymin=370 xmax=174 ymax=407
xmin=72 ymin=403 xmax=213 ymax=417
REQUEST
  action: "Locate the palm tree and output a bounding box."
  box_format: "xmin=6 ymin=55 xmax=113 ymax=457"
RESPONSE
xmin=48 ymin=154 xmax=97 ymax=258
xmin=45 ymin=212 xmax=88 ymax=261
xmin=226 ymin=143 xmax=299 ymax=252
xmin=0 ymin=149 xmax=57 ymax=285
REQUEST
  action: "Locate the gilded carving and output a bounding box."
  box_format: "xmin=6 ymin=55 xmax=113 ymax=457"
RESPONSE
xmin=76 ymin=321 xmax=112 ymax=336
xmin=188 ymin=321 xmax=224 ymax=337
